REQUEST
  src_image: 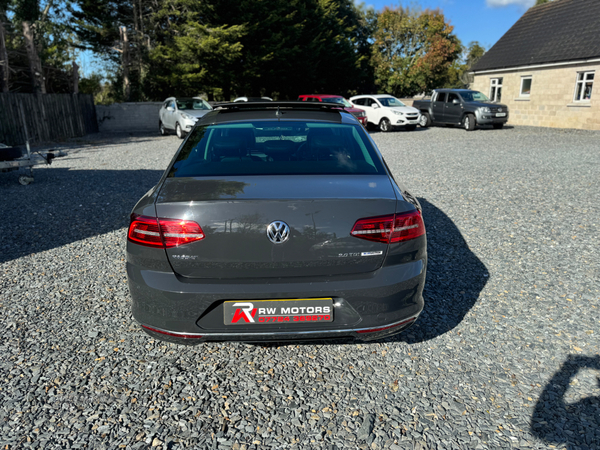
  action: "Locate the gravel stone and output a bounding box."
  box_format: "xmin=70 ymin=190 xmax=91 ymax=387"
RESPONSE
xmin=1 ymin=126 xmax=599 ymax=449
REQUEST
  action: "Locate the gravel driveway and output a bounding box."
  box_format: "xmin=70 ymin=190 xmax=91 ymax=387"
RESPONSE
xmin=1 ymin=126 xmax=599 ymax=450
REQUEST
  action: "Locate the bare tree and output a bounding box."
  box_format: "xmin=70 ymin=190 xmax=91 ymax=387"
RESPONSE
xmin=22 ymin=20 xmax=46 ymax=93
xmin=120 ymin=26 xmax=130 ymax=101
xmin=0 ymin=14 xmax=8 ymax=92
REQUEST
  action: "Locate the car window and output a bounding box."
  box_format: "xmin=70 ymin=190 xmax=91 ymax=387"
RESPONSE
xmin=435 ymin=93 xmax=446 ymax=103
xmin=378 ymin=97 xmax=406 ymax=107
xmin=352 ymin=98 xmax=363 ymax=106
xmin=365 ymin=98 xmax=377 ymax=107
xmin=168 ymin=121 xmax=385 ymax=177
xmin=168 ymin=101 xmax=175 ymax=109
xmin=459 ymin=91 xmax=491 ymax=102
xmin=447 ymin=93 xmax=459 ymax=103
xmin=176 ymin=98 xmax=212 ymax=110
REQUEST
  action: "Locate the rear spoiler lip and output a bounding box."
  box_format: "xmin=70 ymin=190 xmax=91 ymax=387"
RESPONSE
xmin=213 ymin=101 xmax=349 ymax=113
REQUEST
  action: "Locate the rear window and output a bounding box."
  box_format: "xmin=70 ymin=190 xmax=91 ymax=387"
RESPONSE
xmin=168 ymin=121 xmax=385 ymax=177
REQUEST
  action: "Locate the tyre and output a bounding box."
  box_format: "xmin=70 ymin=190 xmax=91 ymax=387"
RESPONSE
xmin=493 ymin=123 xmax=504 ymax=130
xmin=418 ymin=112 xmax=431 ymax=128
xmin=176 ymin=122 xmax=184 ymax=139
xmin=18 ymin=175 xmax=33 ymax=185
xmin=405 ymin=124 xmax=417 ymax=131
xmin=159 ymin=120 xmax=167 ymax=136
xmin=463 ymin=114 xmax=476 ymax=131
xmin=379 ymin=118 xmax=392 ymax=132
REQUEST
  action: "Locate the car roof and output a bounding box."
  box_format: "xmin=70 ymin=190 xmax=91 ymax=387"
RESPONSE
xmin=435 ymin=89 xmax=476 ymax=93
xmin=196 ymin=102 xmax=358 ymax=126
xmin=299 ymin=94 xmax=343 ymax=98
xmin=350 ymin=94 xmax=397 ymax=99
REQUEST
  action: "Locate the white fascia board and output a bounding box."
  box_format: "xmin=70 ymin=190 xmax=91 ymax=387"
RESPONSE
xmin=470 ymin=58 xmax=600 ymax=75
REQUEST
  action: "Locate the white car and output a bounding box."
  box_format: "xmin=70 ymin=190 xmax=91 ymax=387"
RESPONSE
xmin=159 ymin=97 xmax=213 ymax=139
xmin=349 ymin=95 xmax=421 ymax=132
xmin=233 ymin=96 xmax=273 ymax=102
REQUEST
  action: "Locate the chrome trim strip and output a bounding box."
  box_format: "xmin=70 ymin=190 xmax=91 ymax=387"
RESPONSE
xmin=140 ymin=315 xmax=419 ymax=338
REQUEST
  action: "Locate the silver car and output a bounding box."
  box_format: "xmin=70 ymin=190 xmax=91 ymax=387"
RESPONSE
xmin=159 ymin=97 xmax=213 ymax=139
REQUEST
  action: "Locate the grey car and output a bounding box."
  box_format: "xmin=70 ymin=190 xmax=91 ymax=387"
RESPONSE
xmin=128 ymin=102 xmax=427 ymax=344
xmin=159 ymin=97 xmax=213 ymax=139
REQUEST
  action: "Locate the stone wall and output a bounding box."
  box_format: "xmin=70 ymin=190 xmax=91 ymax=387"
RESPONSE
xmin=472 ymin=63 xmax=599 ymax=130
xmin=95 ymin=102 xmax=163 ymax=133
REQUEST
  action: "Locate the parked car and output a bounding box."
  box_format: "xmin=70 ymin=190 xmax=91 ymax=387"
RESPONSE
xmin=298 ymin=94 xmax=367 ymax=126
xmin=413 ymin=89 xmax=509 ymax=131
xmin=349 ymin=95 xmax=421 ymax=132
xmin=233 ymin=96 xmax=273 ymax=102
xmin=127 ymin=101 xmax=427 ymax=345
xmin=159 ymin=97 xmax=213 ymax=139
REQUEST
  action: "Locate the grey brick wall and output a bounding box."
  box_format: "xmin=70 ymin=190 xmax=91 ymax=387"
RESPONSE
xmin=96 ymin=102 xmax=163 ymax=133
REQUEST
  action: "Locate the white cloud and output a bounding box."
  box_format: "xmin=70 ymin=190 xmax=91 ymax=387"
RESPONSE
xmin=486 ymin=0 xmax=536 ymax=7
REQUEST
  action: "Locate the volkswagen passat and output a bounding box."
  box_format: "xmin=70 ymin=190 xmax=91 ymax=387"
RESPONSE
xmin=127 ymin=102 xmax=427 ymax=344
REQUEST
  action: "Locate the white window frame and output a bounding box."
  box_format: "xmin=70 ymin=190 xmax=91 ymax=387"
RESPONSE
xmin=490 ymin=78 xmax=503 ymax=102
xmin=573 ymin=71 xmax=594 ymax=102
xmin=520 ymin=76 xmax=532 ymax=97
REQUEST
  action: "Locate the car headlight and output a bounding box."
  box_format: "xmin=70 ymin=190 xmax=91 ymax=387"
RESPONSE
xmin=357 ymin=111 xmax=366 ymax=117
xmin=480 ymin=107 xmax=491 ymax=114
xmin=181 ymin=113 xmax=197 ymax=121
xmin=392 ymin=110 xmax=404 ymax=116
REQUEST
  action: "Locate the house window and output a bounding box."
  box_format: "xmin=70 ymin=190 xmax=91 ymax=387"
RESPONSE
xmin=490 ymin=78 xmax=503 ymax=102
xmin=574 ymin=71 xmax=594 ymax=101
xmin=520 ymin=76 xmax=532 ymax=97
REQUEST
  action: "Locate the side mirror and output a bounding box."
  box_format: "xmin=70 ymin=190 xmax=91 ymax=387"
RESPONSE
xmin=371 ymin=103 xmax=379 ymax=109
xmin=452 ymin=99 xmax=460 ymax=105
xmin=166 ymin=106 xmax=174 ymax=112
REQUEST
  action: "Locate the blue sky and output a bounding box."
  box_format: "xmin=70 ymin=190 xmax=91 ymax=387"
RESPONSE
xmin=359 ymin=0 xmax=536 ymax=49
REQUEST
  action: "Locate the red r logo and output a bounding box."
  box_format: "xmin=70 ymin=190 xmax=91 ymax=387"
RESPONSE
xmin=231 ymin=303 xmax=257 ymax=323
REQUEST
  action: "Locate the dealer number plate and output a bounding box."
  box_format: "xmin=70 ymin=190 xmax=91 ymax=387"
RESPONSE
xmin=224 ymin=298 xmax=333 ymax=325
xmin=496 ymin=112 xmax=507 ymax=117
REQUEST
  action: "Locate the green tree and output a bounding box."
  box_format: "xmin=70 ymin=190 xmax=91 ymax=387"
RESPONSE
xmin=144 ymin=0 xmax=244 ymax=100
xmin=371 ymin=6 xmax=461 ymax=97
xmin=445 ymin=41 xmax=486 ymax=88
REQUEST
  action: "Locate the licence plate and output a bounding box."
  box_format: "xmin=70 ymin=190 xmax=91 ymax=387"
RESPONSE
xmin=224 ymin=298 xmax=333 ymax=325
xmin=496 ymin=112 xmax=507 ymax=117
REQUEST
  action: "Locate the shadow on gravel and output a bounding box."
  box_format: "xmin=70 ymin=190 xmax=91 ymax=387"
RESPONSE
xmin=0 ymin=168 xmax=163 ymax=263
xmin=397 ymin=197 xmax=489 ymax=344
xmin=531 ymin=355 xmax=600 ymax=450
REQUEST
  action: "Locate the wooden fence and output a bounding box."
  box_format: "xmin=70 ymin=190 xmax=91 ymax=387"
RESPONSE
xmin=0 ymin=93 xmax=98 ymax=146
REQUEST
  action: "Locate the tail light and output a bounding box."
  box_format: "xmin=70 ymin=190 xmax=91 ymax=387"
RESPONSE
xmin=351 ymin=210 xmax=424 ymax=244
xmin=128 ymin=214 xmax=205 ymax=248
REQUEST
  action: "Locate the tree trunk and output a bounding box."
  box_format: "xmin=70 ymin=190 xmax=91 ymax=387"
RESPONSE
xmin=73 ymin=62 xmax=79 ymax=94
xmin=120 ymin=26 xmax=130 ymax=101
xmin=22 ymin=21 xmax=46 ymax=94
xmin=0 ymin=17 xmax=8 ymax=93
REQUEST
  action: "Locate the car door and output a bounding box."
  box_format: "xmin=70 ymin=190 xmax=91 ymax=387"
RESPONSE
xmin=366 ymin=97 xmax=384 ymax=124
xmin=355 ymin=98 xmax=372 ymax=123
xmin=164 ymin=100 xmax=176 ymax=129
xmin=432 ymin=92 xmax=446 ymax=122
xmin=445 ymin=93 xmax=463 ymax=124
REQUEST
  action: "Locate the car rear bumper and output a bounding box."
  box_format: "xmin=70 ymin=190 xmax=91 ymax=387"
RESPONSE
xmin=128 ymin=259 xmax=426 ymax=344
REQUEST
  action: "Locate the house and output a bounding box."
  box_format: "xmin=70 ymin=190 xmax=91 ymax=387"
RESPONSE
xmin=470 ymin=0 xmax=600 ymax=130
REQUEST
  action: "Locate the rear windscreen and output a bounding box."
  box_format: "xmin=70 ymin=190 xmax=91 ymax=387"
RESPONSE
xmin=167 ymin=121 xmax=385 ymax=177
